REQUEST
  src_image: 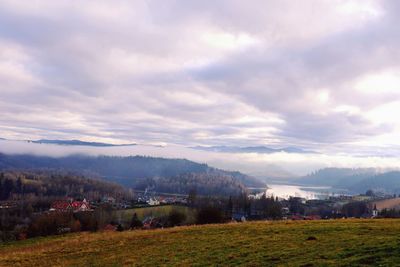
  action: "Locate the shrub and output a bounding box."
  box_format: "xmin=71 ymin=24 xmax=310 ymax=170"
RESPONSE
xmin=168 ymin=209 xmax=186 ymax=226
xmin=130 ymin=213 xmax=143 ymax=229
xmin=196 ymin=206 xmax=224 ymax=225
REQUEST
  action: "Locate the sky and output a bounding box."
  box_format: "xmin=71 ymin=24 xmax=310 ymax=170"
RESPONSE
xmin=2 ymin=0 xmax=400 ymax=176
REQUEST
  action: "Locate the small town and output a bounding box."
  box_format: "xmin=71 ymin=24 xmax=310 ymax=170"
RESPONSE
xmin=3 ymin=185 xmax=400 ymax=242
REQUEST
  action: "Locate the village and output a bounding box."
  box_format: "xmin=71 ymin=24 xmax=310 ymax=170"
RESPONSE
xmin=3 ymin=184 xmax=400 ymax=243
xmin=38 ymin=189 xmax=400 ymax=230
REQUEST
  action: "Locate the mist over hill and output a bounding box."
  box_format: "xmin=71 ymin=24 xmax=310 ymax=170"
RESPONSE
xmin=0 ymin=153 xmax=264 ymax=196
xmin=298 ymin=168 xmax=378 ymax=187
xmin=297 ymin=167 xmax=400 ymax=194
xmin=349 ymin=171 xmax=400 ymax=194
xmin=192 ymin=146 xmax=316 ymax=154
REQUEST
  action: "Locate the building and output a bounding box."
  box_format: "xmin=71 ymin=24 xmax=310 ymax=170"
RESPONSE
xmin=147 ymin=198 xmax=160 ymax=206
xmin=372 ymin=204 xmax=378 ymax=217
xmin=101 ymin=196 xmax=116 ymax=204
xmin=232 ymin=213 xmax=247 ymax=222
xmin=50 ymin=199 xmax=91 ymax=212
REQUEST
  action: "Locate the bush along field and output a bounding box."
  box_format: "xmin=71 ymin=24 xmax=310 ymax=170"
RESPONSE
xmin=2 ymin=219 xmax=400 ymax=266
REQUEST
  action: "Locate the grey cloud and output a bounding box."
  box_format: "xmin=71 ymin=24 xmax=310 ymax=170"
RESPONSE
xmin=188 ymin=0 xmax=400 ymax=145
xmin=0 ymin=0 xmax=400 ymax=157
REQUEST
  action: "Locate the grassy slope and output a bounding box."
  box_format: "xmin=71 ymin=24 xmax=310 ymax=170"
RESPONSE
xmin=1 ymin=219 xmax=400 ymax=266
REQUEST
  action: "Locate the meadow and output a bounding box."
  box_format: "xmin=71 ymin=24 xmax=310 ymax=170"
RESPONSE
xmin=1 ymin=219 xmax=400 ymax=266
xmin=116 ymin=205 xmax=197 ymax=224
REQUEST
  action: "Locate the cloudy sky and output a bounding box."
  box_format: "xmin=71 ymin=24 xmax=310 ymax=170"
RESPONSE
xmin=2 ymin=0 xmax=400 ymax=175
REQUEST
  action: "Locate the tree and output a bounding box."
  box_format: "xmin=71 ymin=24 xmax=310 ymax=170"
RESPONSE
xmin=130 ymin=213 xmax=143 ymax=229
xmin=70 ymin=220 xmax=81 ymax=232
xmin=289 ymin=197 xmax=305 ymax=215
xmin=365 ymin=190 xmax=375 ymax=197
xmin=1 ymin=178 xmax=14 ymax=200
xmin=94 ymin=203 xmax=114 ymax=229
xmin=188 ymin=189 xmax=197 ymax=206
xmin=196 ymin=206 xmax=224 ymax=225
xmin=25 ymin=204 xmax=34 ymax=217
xmin=117 ymin=224 xmax=124 ymax=232
xmin=168 ymin=209 xmax=186 ymax=226
xmin=342 ymin=201 xmax=368 ymax=218
xmin=227 ymin=196 xmax=233 ymax=218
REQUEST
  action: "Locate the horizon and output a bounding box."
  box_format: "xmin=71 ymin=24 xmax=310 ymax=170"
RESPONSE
xmin=1 ymin=138 xmax=400 ymax=178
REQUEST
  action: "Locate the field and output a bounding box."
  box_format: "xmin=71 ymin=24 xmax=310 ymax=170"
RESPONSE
xmin=373 ymin=197 xmax=400 ymax=210
xmin=1 ymin=219 xmax=400 ymax=266
xmin=116 ymin=205 xmax=196 ymax=224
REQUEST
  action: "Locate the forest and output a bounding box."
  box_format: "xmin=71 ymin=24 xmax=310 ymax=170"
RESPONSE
xmin=0 ymin=170 xmax=131 ymax=202
xmin=0 ymin=153 xmax=264 ymax=195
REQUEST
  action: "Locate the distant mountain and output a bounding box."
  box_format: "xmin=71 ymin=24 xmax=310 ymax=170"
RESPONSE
xmin=298 ymin=168 xmax=378 ymax=187
xmin=349 ymin=171 xmax=400 ymax=194
xmin=0 ymin=153 xmax=265 ymax=196
xmin=31 ymin=139 xmax=136 ymax=147
xmin=192 ymin=146 xmax=316 ymax=154
xmin=297 ymin=167 xmax=400 ymax=194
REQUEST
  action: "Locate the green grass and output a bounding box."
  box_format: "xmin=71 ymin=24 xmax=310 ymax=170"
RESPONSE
xmin=116 ymin=205 xmax=196 ymax=224
xmin=2 ymin=219 xmax=400 ymax=266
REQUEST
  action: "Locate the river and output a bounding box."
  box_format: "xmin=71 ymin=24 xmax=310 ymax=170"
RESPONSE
xmin=250 ymin=183 xmax=336 ymax=200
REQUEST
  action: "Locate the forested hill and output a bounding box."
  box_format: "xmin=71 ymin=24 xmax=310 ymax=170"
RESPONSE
xmin=0 ymin=170 xmax=130 ymax=201
xmin=349 ymin=171 xmax=400 ymax=194
xmin=297 ymin=168 xmax=400 ymax=194
xmin=298 ymin=168 xmax=377 ymax=187
xmin=0 ymin=153 xmax=265 ymax=196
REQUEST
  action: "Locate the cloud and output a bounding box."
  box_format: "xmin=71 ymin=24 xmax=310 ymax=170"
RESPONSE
xmin=1 ymin=0 xmax=400 ymax=166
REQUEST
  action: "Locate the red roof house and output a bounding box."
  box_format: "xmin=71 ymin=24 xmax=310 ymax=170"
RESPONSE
xmin=50 ymin=199 xmax=91 ymax=212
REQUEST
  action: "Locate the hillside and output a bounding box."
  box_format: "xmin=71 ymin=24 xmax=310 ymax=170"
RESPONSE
xmin=349 ymin=171 xmax=400 ymax=194
xmin=0 ymin=153 xmax=264 ymax=196
xmin=1 ymin=219 xmax=400 ymax=266
xmin=0 ymin=170 xmax=130 ymax=201
xmin=298 ymin=168 xmax=377 ymax=187
xmin=296 ymin=168 xmax=400 ymax=194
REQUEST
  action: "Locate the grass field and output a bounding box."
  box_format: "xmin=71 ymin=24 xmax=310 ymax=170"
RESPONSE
xmin=1 ymin=219 xmax=400 ymax=266
xmin=116 ymin=205 xmax=196 ymax=224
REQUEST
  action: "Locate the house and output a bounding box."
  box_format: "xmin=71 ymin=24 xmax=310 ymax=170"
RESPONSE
xmin=0 ymin=202 xmax=17 ymax=210
xmin=232 ymin=213 xmax=247 ymax=222
xmin=147 ymin=198 xmax=160 ymax=206
xmin=50 ymin=200 xmax=72 ymax=212
xmin=281 ymin=207 xmax=290 ymax=215
xmin=304 ymin=215 xmax=321 ymax=220
xmin=353 ymin=195 xmax=373 ymax=202
xmin=142 ymin=217 xmax=164 ymax=229
xmin=101 ymin=196 xmax=116 ymax=204
xmin=103 ymin=224 xmax=117 ymax=231
xmin=290 ymin=215 xmax=304 ymax=220
xmin=142 ymin=217 xmax=155 ymax=229
xmin=71 ymin=199 xmax=91 ymax=212
xmin=372 ymin=204 xmax=378 ymax=217
xmin=50 ymin=198 xmax=91 ymax=212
